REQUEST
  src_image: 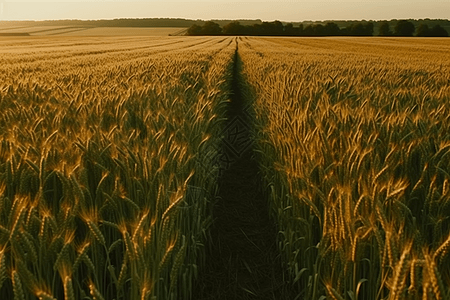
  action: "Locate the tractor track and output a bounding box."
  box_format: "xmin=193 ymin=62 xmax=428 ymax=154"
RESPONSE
xmin=193 ymin=38 xmax=291 ymax=300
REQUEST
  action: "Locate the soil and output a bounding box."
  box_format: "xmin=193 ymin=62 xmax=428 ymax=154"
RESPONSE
xmin=193 ymin=40 xmax=293 ymax=300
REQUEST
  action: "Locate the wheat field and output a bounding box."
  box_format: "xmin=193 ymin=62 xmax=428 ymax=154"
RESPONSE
xmin=240 ymin=36 xmax=450 ymax=299
xmin=0 ymin=25 xmax=186 ymax=36
xmin=0 ymin=36 xmax=235 ymax=300
xmin=1 ymin=36 xmax=450 ymax=299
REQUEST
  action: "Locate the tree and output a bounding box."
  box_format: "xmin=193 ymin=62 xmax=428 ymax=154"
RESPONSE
xmin=324 ymin=22 xmax=341 ymax=36
xmin=378 ymin=21 xmax=392 ymax=36
xmin=430 ymin=24 xmax=448 ymax=37
xmin=223 ymin=21 xmax=244 ymax=35
xmin=416 ymin=24 xmax=448 ymax=37
xmin=394 ymin=20 xmax=415 ymax=36
xmin=349 ymin=23 xmax=365 ymax=36
xmin=261 ymin=21 xmax=284 ymax=35
xmin=201 ymin=21 xmax=222 ymax=35
xmin=284 ymin=23 xmax=295 ymax=35
xmin=248 ymin=24 xmax=263 ymax=35
xmin=341 ymin=22 xmax=373 ymax=36
xmin=272 ymin=20 xmax=284 ymax=35
xmin=302 ymin=25 xmax=314 ymax=36
xmin=364 ymin=22 xmax=374 ymax=36
xmin=187 ymin=24 xmax=202 ymax=36
xmin=416 ymin=24 xmax=430 ymax=37
xmin=297 ymin=24 xmax=304 ymax=36
xmin=313 ymin=24 xmax=325 ymax=36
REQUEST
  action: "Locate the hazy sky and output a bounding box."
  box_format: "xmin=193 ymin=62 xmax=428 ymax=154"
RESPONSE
xmin=0 ymin=1 xmax=449 ymax=21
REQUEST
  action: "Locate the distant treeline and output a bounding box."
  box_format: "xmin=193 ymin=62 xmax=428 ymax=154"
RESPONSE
xmin=1 ymin=18 xmax=448 ymax=37
xmin=188 ymin=21 xmax=374 ymax=36
xmin=187 ymin=20 xmax=449 ymax=37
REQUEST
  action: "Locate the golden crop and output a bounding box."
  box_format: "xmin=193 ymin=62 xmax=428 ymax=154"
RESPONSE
xmin=240 ymin=36 xmax=450 ymax=299
xmin=0 ymin=36 xmax=235 ymax=300
xmin=2 ymin=35 xmax=449 ymax=299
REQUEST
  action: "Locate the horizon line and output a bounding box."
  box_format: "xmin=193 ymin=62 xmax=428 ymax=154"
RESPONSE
xmin=1 ymin=17 xmax=449 ymax=22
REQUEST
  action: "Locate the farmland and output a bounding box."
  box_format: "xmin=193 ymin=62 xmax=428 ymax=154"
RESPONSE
xmin=240 ymin=37 xmax=450 ymax=299
xmin=0 ymin=25 xmax=186 ymax=36
xmin=0 ymin=36 xmax=235 ymax=300
xmin=1 ymin=36 xmax=450 ymax=299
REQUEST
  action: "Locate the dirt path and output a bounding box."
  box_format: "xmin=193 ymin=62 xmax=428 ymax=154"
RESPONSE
xmin=193 ymin=40 xmax=291 ymax=300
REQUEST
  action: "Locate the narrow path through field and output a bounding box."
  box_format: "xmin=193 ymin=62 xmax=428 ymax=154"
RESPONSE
xmin=193 ymin=40 xmax=289 ymax=300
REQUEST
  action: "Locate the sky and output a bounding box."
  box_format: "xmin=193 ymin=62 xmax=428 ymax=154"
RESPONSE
xmin=0 ymin=0 xmax=449 ymax=22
